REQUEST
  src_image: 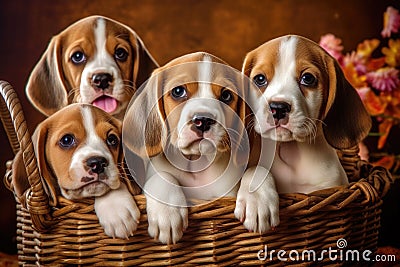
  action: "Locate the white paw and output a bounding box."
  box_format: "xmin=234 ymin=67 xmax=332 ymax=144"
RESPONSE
xmin=146 ymin=196 xmax=188 ymax=244
xmin=234 ymin=168 xmax=279 ymax=233
xmin=95 ymin=183 xmax=140 ymax=239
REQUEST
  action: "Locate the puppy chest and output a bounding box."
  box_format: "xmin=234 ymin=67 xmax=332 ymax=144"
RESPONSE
xmin=178 ymin=166 xmax=224 ymax=187
xmin=272 ymin=142 xmax=347 ymax=193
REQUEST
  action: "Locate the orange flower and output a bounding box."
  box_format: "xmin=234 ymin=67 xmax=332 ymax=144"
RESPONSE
xmin=366 ymin=57 xmax=386 ymax=72
xmin=341 ymin=55 xmax=368 ymax=88
xmin=378 ymin=118 xmax=393 ymax=149
xmin=356 ymin=39 xmax=380 ymax=59
xmin=357 ymin=87 xmax=387 ymax=115
xmin=382 ymin=39 xmax=400 ymax=67
xmin=372 ymin=155 xmax=395 ymax=169
xmin=389 ymin=90 xmax=400 ymax=108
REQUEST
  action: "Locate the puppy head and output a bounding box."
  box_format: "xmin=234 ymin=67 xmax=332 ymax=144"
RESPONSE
xmin=33 ymin=103 xmax=123 ymax=204
xmin=26 ymin=15 xmax=158 ymax=119
xmin=124 ymin=52 xmax=248 ymax=164
xmin=243 ymin=35 xmax=371 ymax=149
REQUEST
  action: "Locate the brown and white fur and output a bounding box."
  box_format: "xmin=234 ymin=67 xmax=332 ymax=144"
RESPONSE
xmin=124 ymin=52 xmax=279 ymax=243
xmin=12 ymin=104 xmax=140 ymax=238
xmin=242 ymin=35 xmax=371 ymax=194
xmin=26 ymin=15 xmax=158 ymax=120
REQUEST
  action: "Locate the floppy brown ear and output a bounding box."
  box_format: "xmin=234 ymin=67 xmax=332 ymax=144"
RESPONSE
xmin=128 ymin=29 xmax=159 ymax=90
xmin=231 ymin=77 xmax=252 ymax=166
xmin=11 ymin=150 xmax=30 ymax=199
xmin=117 ymin=135 xmax=143 ymax=195
xmin=123 ymin=68 xmax=166 ymax=158
xmin=323 ymin=57 xmax=372 ymax=149
xmin=242 ymin=51 xmax=255 ymax=77
xmin=26 ymin=36 xmax=69 ymax=116
xmin=32 ymin=121 xmax=60 ymax=206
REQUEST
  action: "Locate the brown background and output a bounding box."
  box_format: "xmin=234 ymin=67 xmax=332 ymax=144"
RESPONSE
xmin=1 ymin=0 xmax=399 ymax=254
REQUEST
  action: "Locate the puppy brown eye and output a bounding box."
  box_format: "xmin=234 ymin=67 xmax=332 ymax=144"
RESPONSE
xmin=220 ymin=89 xmax=234 ymax=104
xmin=106 ymin=134 xmax=119 ymax=147
xmin=300 ymin=73 xmax=317 ymax=86
xmin=253 ymin=74 xmax=267 ymax=87
xmin=59 ymin=134 xmax=76 ymax=148
xmin=114 ymin=47 xmax=128 ymax=62
xmin=171 ymin=86 xmax=187 ymax=99
xmin=71 ymin=51 xmax=86 ymax=64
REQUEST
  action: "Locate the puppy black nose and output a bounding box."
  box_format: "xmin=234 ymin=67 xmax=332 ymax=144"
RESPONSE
xmin=269 ymin=101 xmax=291 ymax=121
xmin=192 ymin=114 xmax=216 ymax=132
xmin=86 ymin=156 xmax=108 ymax=174
xmin=92 ymin=73 xmax=113 ymax=90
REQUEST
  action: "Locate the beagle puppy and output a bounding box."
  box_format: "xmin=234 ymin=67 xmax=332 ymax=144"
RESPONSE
xmin=26 ymin=15 xmax=158 ymax=120
xmin=12 ymin=104 xmax=140 ymax=238
xmin=124 ymin=52 xmax=278 ymax=243
xmin=242 ymin=35 xmax=372 ymax=194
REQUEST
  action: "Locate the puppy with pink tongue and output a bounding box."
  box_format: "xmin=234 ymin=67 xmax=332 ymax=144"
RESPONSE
xmin=93 ymin=95 xmax=119 ymax=113
xmin=25 ymin=15 xmax=158 ymax=120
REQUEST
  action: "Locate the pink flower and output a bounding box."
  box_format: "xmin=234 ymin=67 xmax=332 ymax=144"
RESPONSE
xmin=319 ymin=34 xmax=344 ymax=61
xmin=343 ymin=51 xmax=367 ymax=75
xmin=366 ymin=67 xmax=400 ymax=92
xmin=358 ymin=142 xmax=369 ymax=161
xmin=381 ymin=6 xmax=400 ymax=38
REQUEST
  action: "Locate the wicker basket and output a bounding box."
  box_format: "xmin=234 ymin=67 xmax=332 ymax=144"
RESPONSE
xmin=1 ymin=80 xmax=392 ymax=266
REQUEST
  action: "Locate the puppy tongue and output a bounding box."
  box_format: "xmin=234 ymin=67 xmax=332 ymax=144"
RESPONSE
xmin=93 ymin=96 xmax=117 ymax=113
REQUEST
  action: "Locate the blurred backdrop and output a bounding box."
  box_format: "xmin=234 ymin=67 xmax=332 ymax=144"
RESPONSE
xmin=1 ymin=0 xmax=399 ymax=254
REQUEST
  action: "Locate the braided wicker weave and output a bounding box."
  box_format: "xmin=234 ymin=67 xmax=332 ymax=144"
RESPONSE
xmin=1 ymin=80 xmax=392 ymax=266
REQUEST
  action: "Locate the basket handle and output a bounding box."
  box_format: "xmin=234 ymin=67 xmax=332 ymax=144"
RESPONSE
xmin=0 ymin=83 xmax=20 ymax=155
xmin=0 ymin=80 xmax=54 ymax=231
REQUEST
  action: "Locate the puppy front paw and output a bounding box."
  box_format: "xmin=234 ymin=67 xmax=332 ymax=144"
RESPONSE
xmin=235 ymin=189 xmax=279 ymax=233
xmin=146 ymin=196 xmax=188 ymax=244
xmin=234 ymin=169 xmax=279 ymax=233
xmin=95 ymin=183 xmax=140 ymax=239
